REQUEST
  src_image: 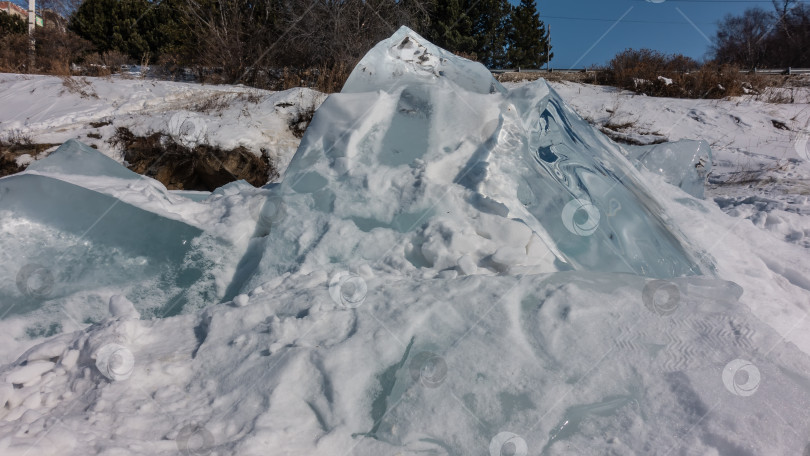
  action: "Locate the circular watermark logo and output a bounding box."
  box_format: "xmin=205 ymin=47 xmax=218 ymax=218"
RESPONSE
xmin=722 ymin=359 xmax=761 ymax=397
xmin=642 ymin=280 xmax=680 ymax=315
xmin=794 ymin=131 xmax=809 ymax=161
xmin=328 ymin=272 xmax=368 ymax=308
xmin=606 ymin=198 xmax=622 ymax=217
xmin=257 ymin=195 xmax=286 ymax=229
xmin=561 ymin=198 xmax=600 ymax=236
xmin=176 ymin=424 xmax=214 ymax=456
xmin=95 ymin=343 xmax=135 ymax=381
xmin=16 ymin=264 xmax=54 ymax=299
xmin=409 ymin=351 xmax=447 ymax=388
xmin=262 ymin=139 xmax=299 ymax=160
xmin=489 ymin=432 xmax=528 ymax=456
xmin=168 ymin=113 xmax=207 ymax=147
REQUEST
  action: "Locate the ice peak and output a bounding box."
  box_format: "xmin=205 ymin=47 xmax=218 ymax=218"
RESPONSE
xmin=270 ymin=29 xmax=708 ymax=280
xmin=342 ymin=26 xmax=505 ymax=95
xmin=27 ymin=139 xmax=141 ymax=180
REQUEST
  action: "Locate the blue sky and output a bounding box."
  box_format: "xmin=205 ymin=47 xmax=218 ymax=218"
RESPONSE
xmin=522 ymin=0 xmax=785 ymax=68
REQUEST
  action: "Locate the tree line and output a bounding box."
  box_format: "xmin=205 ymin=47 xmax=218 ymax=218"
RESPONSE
xmin=711 ymin=0 xmax=809 ymax=69
xmin=54 ymin=0 xmax=552 ymax=84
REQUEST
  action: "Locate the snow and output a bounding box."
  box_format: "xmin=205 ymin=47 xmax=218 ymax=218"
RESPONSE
xmin=0 ymin=74 xmax=326 ymax=180
xmin=0 ymin=26 xmax=809 ymax=455
xmin=657 ymin=75 xmax=673 ymax=86
xmin=543 ymin=79 xmax=810 ymax=250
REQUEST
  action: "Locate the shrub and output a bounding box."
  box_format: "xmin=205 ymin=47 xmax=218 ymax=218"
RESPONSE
xmin=33 ymin=26 xmax=93 ymax=75
xmin=280 ymin=62 xmax=353 ymax=93
xmin=0 ymin=14 xmax=93 ymax=75
xmin=0 ymin=32 xmax=29 ymax=73
xmin=596 ymin=48 xmax=763 ymax=99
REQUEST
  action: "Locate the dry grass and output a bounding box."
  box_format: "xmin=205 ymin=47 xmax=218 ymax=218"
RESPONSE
xmin=0 ymin=130 xmax=59 ymax=177
xmin=189 ymin=92 xmax=233 ymax=114
xmin=82 ymin=50 xmax=132 ymax=77
xmin=714 ymin=159 xmax=789 ymax=186
xmin=279 ymin=62 xmax=353 ymax=93
xmin=593 ymin=49 xmax=767 ymax=99
xmin=2 ymin=129 xmax=33 ymax=146
xmin=60 ymin=76 xmax=98 ymax=99
xmin=495 ymin=71 xmax=599 ymax=85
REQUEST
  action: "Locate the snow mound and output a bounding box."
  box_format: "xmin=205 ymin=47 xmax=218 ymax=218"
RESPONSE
xmin=1 ymin=27 xmax=808 ymax=456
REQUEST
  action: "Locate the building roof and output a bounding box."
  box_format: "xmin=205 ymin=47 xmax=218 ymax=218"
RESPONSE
xmin=0 ymin=1 xmax=27 ymax=18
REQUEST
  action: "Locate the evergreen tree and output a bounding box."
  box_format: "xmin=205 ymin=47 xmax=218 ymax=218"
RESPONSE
xmin=69 ymin=0 xmax=182 ymax=60
xmin=507 ymin=0 xmax=552 ymax=68
xmin=468 ymin=0 xmax=510 ymax=67
xmin=0 ymin=11 xmax=26 ymax=37
xmin=427 ymin=0 xmax=476 ymax=56
xmin=425 ymin=0 xmax=512 ymax=65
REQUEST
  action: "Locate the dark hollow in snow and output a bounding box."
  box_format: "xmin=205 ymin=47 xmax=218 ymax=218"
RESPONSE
xmin=112 ymin=127 xmax=278 ymax=191
xmin=0 ymin=143 xmax=60 ymax=178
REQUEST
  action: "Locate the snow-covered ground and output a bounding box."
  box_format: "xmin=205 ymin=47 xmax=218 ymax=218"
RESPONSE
xmin=545 ymin=80 xmax=810 ymax=250
xmin=0 ymin=27 xmax=809 ymax=455
xmin=0 ymin=73 xmax=324 ymax=178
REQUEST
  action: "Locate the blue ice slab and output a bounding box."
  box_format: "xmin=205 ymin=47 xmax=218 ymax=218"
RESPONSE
xmin=0 ymin=140 xmax=216 ymax=323
xmin=275 ymin=27 xmax=705 ymax=278
xmin=625 ymin=139 xmax=712 ymax=199
xmin=27 ymin=139 xmax=141 ymax=180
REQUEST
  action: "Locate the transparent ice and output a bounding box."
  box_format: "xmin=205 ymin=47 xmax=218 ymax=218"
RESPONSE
xmin=0 ymin=140 xmax=223 ymax=328
xmin=625 ymin=139 xmax=712 ymax=199
xmin=266 ymin=26 xmax=706 ymax=281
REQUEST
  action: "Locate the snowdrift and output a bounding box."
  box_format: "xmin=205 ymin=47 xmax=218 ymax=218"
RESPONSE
xmin=0 ymin=27 xmax=808 ymax=456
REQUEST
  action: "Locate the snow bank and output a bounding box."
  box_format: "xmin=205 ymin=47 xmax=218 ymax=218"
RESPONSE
xmin=0 ymin=74 xmax=324 ymax=181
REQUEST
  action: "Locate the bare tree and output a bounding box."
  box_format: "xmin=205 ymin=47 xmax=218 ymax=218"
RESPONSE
xmin=768 ymin=1 xmax=810 ymax=67
xmin=772 ymin=0 xmax=797 ymax=37
xmin=711 ymin=8 xmax=773 ymax=70
xmin=178 ymin=0 xmax=430 ymax=85
xmin=179 ymin=0 xmax=285 ymax=83
xmin=39 ymin=0 xmax=82 ymax=17
xmin=712 ymin=1 xmax=810 ymax=69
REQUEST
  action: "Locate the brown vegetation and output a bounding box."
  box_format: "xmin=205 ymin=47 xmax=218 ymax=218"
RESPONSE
xmin=0 ymin=130 xmax=58 ymax=177
xmin=593 ymin=49 xmax=765 ymax=99
xmin=0 ymin=19 xmax=91 ymax=75
xmin=111 ymin=127 xmax=277 ymax=191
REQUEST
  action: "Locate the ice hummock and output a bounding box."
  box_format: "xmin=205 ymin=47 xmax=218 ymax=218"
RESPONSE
xmin=254 ymin=26 xmax=706 ymax=283
xmin=0 ymin=140 xmax=229 ymax=326
xmin=625 ymin=139 xmax=712 ymax=199
xmin=342 ymin=29 xmax=505 ymax=96
xmin=1 ymin=27 xmax=809 ymax=456
xmin=26 ymin=139 xmax=142 ymax=180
